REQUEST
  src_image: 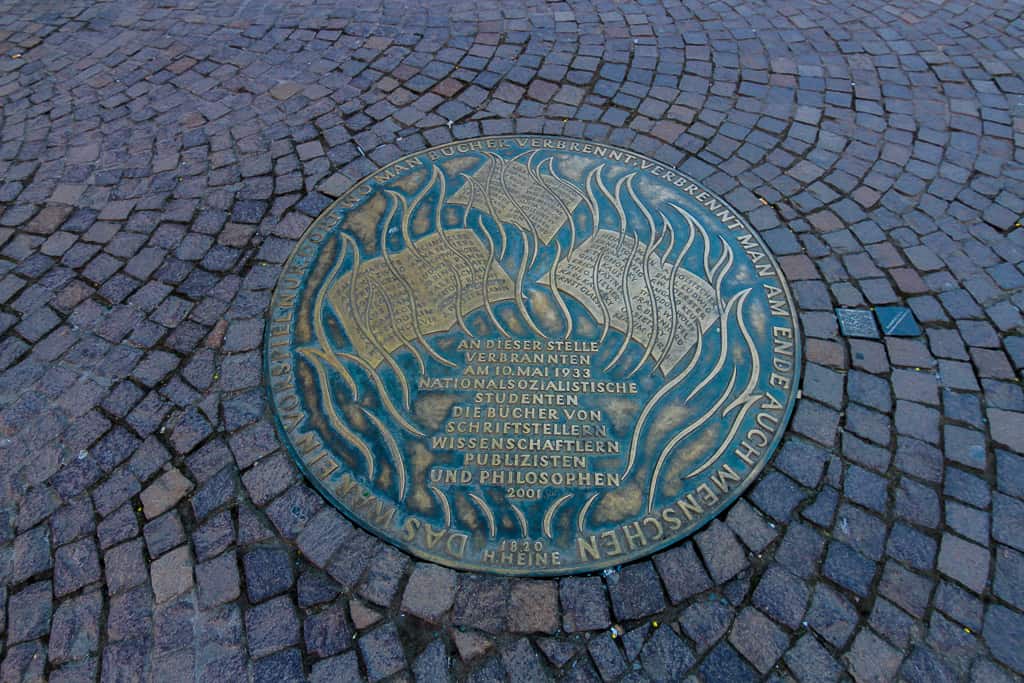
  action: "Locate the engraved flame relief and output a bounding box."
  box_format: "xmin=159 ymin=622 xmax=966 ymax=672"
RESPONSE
xmin=268 ymin=137 xmax=801 ymax=575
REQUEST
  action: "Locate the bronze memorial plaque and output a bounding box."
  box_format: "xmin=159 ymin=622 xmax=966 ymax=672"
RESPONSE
xmin=267 ymin=136 xmax=801 ymax=575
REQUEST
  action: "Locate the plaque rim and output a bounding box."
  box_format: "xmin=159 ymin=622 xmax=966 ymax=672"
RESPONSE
xmin=265 ymin=134 xmax=804 ymax=576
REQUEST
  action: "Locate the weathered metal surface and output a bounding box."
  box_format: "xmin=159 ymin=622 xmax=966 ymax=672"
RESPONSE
xmin=837 ymin=308 xmax=881 ymax=339
xmin=875 ymin=306 xmax=922 ymax=336
xmin=266 ymin=136 xmax=802 ymax=575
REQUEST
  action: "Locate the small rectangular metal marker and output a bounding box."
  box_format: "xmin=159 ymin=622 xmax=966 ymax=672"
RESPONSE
xmin=874 ymin=306 xmax=921 ymax=337
xmin=836 ymin=308 xmax=880 ymax=339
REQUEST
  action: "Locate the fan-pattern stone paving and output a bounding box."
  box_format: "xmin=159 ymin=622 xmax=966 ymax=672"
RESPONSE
xmin=0 ymin=0 xmax=1022 ymax=681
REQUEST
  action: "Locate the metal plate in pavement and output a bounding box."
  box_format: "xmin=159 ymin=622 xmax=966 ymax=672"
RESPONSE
xmin=266 ymin=136 xmax=802 ymax=575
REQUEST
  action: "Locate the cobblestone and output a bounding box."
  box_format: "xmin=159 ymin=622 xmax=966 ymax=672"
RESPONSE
xmin=401 ymin=562 xmax=457 ymax=623
xmin=7 ymin=581 xmax=52 ymax=644
xmin=303 ymin=602 xmax=352 ymax=659
xmin=150 ymin=545 xmax=194 ymax=604
xmin=729 ymin=607 xmax=789 ymax=673
xmin=0 ymin=0 xmax=1020 ymax=679
xmin=48 ymin=590 xmax=102 ymax=665
xmin=700 ymin=641 xmax=757 ymax=682
xmin=560 ymin=576 xmax=610 ymax=633
xmin=846 ymin=629 xmax=903 ymax=682
xmin=53 ymin=538 xmax=101 ymax=597
xmin=245 ymin=595 xmax=300 ymax=658
xmin=752 ymin=566 xmax=809 ymax=629
xmin=358 ymin=623 xmax=406 ymax=681
xmin=196 ymin=551 xmax=240 ymax=608
xmin=607 ymin=562 xmax=666 ymax=621
xmin=508 ymin=579 xmax=559 ymax=634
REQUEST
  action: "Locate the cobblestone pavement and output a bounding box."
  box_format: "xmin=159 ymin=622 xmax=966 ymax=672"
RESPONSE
xmin=0 ymin=0 xmax=1023 ymax=681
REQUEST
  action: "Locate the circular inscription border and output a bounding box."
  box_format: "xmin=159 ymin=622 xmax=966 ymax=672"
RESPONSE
xmin=266 ymin=135 xmax=802 ymax=576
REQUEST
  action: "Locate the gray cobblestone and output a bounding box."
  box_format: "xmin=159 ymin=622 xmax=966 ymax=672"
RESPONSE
xmin=0 ymin=2 xmax=1021 ymax=679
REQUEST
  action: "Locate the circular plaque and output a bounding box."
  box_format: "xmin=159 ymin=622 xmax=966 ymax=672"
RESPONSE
xmin=267 ymin=136 xmax=801 ymax=575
